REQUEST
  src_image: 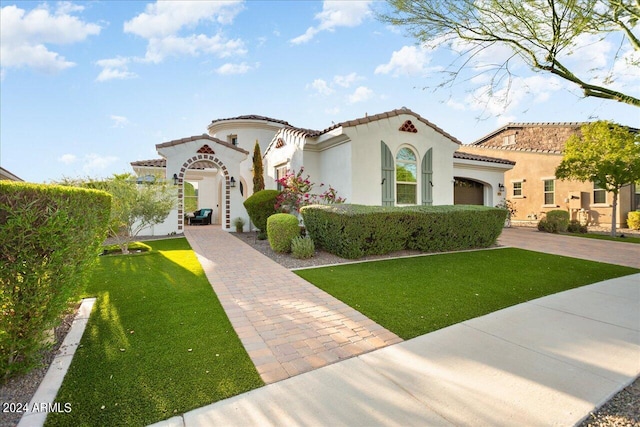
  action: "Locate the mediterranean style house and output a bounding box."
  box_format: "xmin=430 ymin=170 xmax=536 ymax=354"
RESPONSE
xmin=459 ymin=122 xmax=640 ymax=228
xmin=131 ymin=108 xmax=514 ymax=234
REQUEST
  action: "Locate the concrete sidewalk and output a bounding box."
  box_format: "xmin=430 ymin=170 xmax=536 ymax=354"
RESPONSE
xmin=154 ymin=273 xmax=640 ymax=427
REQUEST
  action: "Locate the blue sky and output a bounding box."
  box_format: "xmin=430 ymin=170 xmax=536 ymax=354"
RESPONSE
xmin=1 ymin=0 xmax=638 ymax=183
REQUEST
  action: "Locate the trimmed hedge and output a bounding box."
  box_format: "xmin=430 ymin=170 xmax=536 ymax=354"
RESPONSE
xmin=0 ymin=182 xmax=111 ymax=379
xmin=243 ymin=190 xmax=280 ymax=238
xmin=267 ymin=213 xmax=300 ymax=253
xmin=300 ymin=204 xmax=507 ymax=259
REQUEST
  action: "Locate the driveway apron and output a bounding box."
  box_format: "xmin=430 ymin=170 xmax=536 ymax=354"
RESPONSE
xmin=184 ymin=227 xmax=402 ymax=384
xmin=498 ymin=227 xmax=640 ymax=268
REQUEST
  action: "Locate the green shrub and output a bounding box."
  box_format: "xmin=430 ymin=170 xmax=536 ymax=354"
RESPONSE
xmin=0 ymin=182 xmax=111 ymax=379
xmin=628 ymin=211 xmax=640 ymax=230
xmin=291 ymin=236 xmax=315 ymax=259
xmin=300 ymin=204 xmax=507 ymax=259
xmin=567 ymin=220 xmax=588 ymax=234
xmin=243 ymin=190 xmax=280 ymax=238
xmin=267 ymin=214 xmax=300 ymax=253
xmin=539 ymin=210 xmax=569 ymax=233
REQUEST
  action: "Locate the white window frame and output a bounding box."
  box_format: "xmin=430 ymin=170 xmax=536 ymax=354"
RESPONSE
xmin=395 ymin=146 xmax=418 ymax=205
xmin=512 ymin=180 xmax=523 ymax=198
xmin=592 ymin=181 xmax=607 ymax=205
xmin=275 ymin=165 xmax=288 ymax=191
xmin=542 ymin=178 xmax=556 ymax=207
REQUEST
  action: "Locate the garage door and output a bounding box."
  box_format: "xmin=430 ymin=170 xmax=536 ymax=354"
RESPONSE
xmin=454 ymin=178 xmax=484 ymax=205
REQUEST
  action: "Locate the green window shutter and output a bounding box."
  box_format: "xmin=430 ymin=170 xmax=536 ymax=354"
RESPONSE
xmin=381 ymin=141 xmax=395 ymax=206
xmin=421 ymin=148 xmax=433 ymax=206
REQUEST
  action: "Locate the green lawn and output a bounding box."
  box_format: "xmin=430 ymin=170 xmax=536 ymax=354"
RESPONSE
xmin=563 ymin=232 xmax=640 ymax=244
xmin=295 ymin=248 xmax=639 ymax=340
xmin=47 ymin=238 xmax=263 ymax=427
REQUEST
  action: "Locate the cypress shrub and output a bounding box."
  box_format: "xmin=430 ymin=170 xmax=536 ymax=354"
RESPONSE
xmin=267 ymin=213 xmax=300 ymax=253
xmin=0 ymin=182 xmax=111 ymax=379
xmin=243 ymin=190 xmax=280 ymax=238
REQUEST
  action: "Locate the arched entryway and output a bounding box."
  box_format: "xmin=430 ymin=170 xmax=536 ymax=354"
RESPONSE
xmin=176 ymin=154 xmax=232 ymax=231
xmin=454 ymin=177 xmax=485 ymax=205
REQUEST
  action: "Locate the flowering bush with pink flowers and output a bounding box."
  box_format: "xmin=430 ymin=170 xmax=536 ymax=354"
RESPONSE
xmin=275 ymin=168 xmax=345 ymax=214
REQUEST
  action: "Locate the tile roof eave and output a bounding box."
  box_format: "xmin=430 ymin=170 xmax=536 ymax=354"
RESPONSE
xmin=155 ymin=134 xmax=249 ymax=155
xmin=453 ymin=151 xmax=515 ymax=165
xmin=286 ymin=108 xmax=463 ymax=145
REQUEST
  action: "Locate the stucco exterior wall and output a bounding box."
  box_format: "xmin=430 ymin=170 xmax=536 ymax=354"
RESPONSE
xmin=344 ymin=114 xmax=459 ymax=206
xmin=453 ymin=160 xmax=513 ymax=207
xmin=460 ymin=145 xmax=633 ymax=227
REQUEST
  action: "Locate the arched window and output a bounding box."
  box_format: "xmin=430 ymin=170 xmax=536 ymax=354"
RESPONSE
xmin=396 ymin=147 xmax=417 ymax=204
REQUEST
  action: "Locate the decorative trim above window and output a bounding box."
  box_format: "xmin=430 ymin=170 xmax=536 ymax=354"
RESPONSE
xmin=275 ymin=138 xmax=285 ymax=148
xmin=197 ymin=144 xmax=215 ymax=154
xmin=399 ymin=120 xmax=418 ymax=133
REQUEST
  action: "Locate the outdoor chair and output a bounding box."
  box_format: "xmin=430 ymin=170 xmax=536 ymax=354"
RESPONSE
xmin=189 ymin=209 xmax=212 ymax=225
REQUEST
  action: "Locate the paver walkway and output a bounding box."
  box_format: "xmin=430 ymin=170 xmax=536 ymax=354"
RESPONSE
xmin=498 ymin=227 xmax=640 ymax=268
xmin=184 ymin=227 xmax=402 ymax=384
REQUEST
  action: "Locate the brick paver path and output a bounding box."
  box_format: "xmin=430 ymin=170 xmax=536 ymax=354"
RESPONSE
xmin=498 ymin=227 xmax=640 ymax=268
xmin=184 ymin=227 xmax=402 ymax=384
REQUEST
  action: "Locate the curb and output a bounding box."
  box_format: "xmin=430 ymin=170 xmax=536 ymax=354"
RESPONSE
xmin=17 ymin=298 xmax=96 ymax=427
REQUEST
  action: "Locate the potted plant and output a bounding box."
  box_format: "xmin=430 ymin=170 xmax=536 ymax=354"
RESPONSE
xmin=233 ymin=217 xmax=245 ymax=233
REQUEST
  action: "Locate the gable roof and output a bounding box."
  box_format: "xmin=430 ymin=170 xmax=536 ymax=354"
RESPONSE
xmin=155 ymin=134 xmax=249 ymax=154
xmin=288 ymin=108 xmax=463 ymax=145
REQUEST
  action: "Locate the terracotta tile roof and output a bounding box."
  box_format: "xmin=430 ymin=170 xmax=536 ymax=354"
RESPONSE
xmin=130 ymin=159 xmax=166 ymax=168
xmin=129 ymin=158 xmax=214 ymax=170
xmin=453 ymin=151 xmax=515 ymax=165
xmin=210 ymin=115 xmax=293 ymax=127
xmin=155 ymin=134 xmax=249 ymax=154
xmin=287 ymin=108 xmax=463 ymax=144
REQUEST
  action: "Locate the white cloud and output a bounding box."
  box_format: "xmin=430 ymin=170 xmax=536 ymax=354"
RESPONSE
xmin=333 ymin=72 xmax=362 ymax=88
xmin=110 ymin=115 xmax=130 ymax=128
xmin=95 ymin=57 xmax=137 ymax=82
xmin=143 ymin=34 xmax=246 ymax=63
xmin=291 ymin=1 xmax=372 ymax=44
xmin=216 ymin=62 xmax=253 ymax=75
xmin=308 ymin=78 xmax=334 ymax=96
xmin=123 ymin=1 xmax=244 ymax=39
xmin=123 ymin=1 xmax=246 ymax=65
xmin=348 ymin=86 xmax=373 ymax=103
xmin=0 ymin=3 xmax=101 ymax=74
xmin=82 ymin=154 xmax=119 ymax=173
xmin=375 ymin=45 xmax=434 ymax=77
xmin=58 ymin=154 xmax=78 ymax=164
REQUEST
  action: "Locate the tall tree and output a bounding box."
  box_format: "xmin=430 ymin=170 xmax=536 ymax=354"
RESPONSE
xmin=380 ymin=0 xmax=640 ymax=107
xmin=556 ymin=121 xmax=640 ymax=236
xmin=252 ymin=140 xmax=265 ymax=193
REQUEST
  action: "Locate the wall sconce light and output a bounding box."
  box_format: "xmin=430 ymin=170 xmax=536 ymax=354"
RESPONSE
xmin=429 ymin=181 xmax=434 ymax=187
xmin=230 ymin=176 xmax=236 ymax=188
xmin=172 ymin=173 xmax=179 ymax=185
xmin=498 ymin=183 xmax=505 ymax=192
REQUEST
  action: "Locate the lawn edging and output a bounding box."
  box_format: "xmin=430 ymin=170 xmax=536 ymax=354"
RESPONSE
xmin=17 ymin=298 xmax=96 ymax=427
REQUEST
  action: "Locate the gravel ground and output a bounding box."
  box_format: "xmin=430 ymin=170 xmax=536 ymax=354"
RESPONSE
xmin=0 ymin=309 xmax=76 ymax=427
xmin=2 ymin=228 xmax=637 ymax=427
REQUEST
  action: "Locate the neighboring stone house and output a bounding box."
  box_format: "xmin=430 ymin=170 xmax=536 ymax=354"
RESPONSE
xmin=131 ymin=108 xmax=514 ymax=235
xmin=459 ymin=122 xmax=640 ymax=228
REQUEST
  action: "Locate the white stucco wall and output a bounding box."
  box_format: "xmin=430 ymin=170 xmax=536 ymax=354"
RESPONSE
xmin=345 ymin=114 xmax=459 ymax=206
xmin=453 ymin=160 xmax=513 ymax=207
